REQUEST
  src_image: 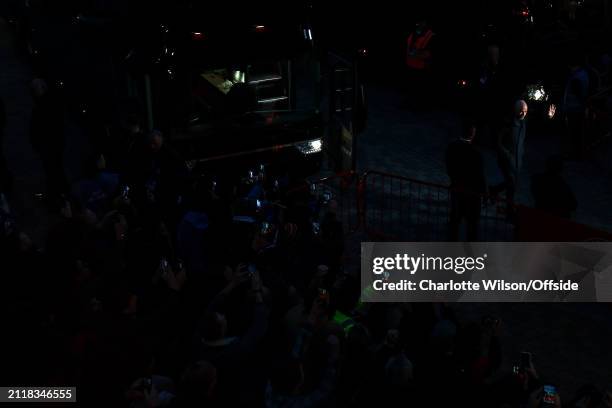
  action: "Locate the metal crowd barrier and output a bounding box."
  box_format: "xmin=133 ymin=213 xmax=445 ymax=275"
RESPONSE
xmin=301 ymin=170 xmax=512 ymax=242
xmin=360 ymin=170 xmax=514 ymax=242
xmin=299 ymin=170 xmax=610 ymax=243
xmin=301 ymin=170 xmax=362 ymax=235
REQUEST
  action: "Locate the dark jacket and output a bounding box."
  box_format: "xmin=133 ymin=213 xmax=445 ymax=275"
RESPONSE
xmin=563 ymin=68 xmax=590 ymax=114
xmin=103 ymin=127 xmax=142 ymax=174
xmin=476 ymin=62 xmax=512 ymax=123
xmin=125 ymin=139 xmax=188 ymax=207
xmin=30 ymin=93 xmax=64 ymax=154
xmin=445 ymin=139 xmax=487 ymax=194
xmin=497 ymin=118 xmax=527 ymax=176
xmin=196 ymin=303 xmax=270 ymax=406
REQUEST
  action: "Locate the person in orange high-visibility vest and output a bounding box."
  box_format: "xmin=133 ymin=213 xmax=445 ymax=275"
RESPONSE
xmin=406 ymin=21 xmax=434 ymax=70
xmin=404 ymin=20 xmax=435 ymax=108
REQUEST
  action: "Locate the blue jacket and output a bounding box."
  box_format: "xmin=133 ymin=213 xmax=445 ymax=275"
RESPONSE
xmin=563 ymin=68 xmax=589 ymax=114
xmin=176 ymin=211 xmax=209 ymax=275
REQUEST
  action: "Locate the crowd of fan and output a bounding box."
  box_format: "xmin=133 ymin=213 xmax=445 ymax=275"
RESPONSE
xmin=1 ymin=107 xmax=611 ymax=408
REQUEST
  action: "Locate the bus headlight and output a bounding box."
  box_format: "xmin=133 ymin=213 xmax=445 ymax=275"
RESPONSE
xmin=296 ymin=139 xmax=323 ymax=155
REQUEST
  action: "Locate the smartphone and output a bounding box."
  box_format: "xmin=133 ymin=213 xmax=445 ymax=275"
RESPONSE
xmin=160 ymin=258 xmax=169 ymax=278
xmin=318 ymin=288 xmax=329 ymax=303
xmin=143 ymin=377 xmax=153 ymax=393
xmin=543 ymin=385 xmax=557 ymax=405
xmin=322 ymin=191 xmax=332 ymax=203
xmin=114 ymin=220 xmax=126 ymax=242
xmin=248 ymin=264 xmax=257 ymax=277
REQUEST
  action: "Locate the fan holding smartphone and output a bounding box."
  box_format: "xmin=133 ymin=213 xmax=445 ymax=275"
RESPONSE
xmin=543 ymin=384 xmax=559 ymax=406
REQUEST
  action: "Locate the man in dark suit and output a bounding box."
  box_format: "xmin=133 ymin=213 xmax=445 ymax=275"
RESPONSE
xmin=491 ymin=99 xmax=528 ymax=220
xmin=446 ymin=122 xmax=487 ymax=241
